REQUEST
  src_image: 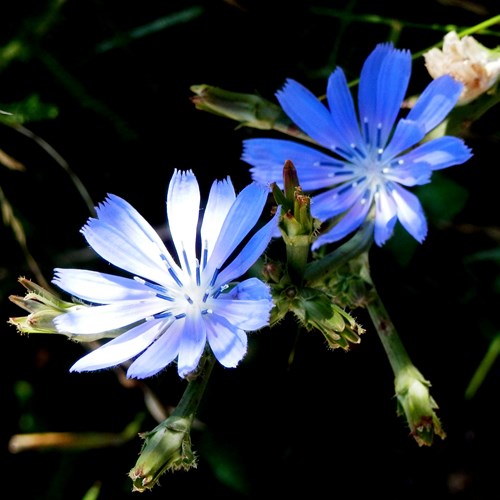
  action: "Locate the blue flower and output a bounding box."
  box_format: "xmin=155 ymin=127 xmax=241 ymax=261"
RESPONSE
xmin=242 ymin=42 xmax=472 ymax=248
xmin=52 ymin=170 xmax=278 ymax=379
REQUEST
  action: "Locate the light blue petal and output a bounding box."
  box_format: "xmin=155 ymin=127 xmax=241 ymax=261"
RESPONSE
xmin=206 ymin=314 xmax=247 ymax=368
xmin=406 ymin=75 xmax=463 ymax=134
xmin=167 ymin=169 xmax=200 ymax=275
xmin=242 ymin=138 xmax=352 ymax=191
xmin=215 ymin=211 xmax=279 ymax=286
xmin=213 ymin=279 xmax=273 ymax=330
xmin=69 ymin=319 xmax=165 ymax=373
xmin=205 ymin=182 xmax=268 ymax=276
xmin=224 ymin=277 xmax=272 ymax=301
xmin=358 ymin=43 xmax=411 ymax=148
xmin=127 ymin=320 xmax=183 ymax=379
xmin=400 ymin=136 xmax=472 ymax=171
xmin=54 ymin=297 xmax=167 ymax=334
xmin=177 ymin=313 xmax=207 ymax=378
xmin=312 ymin=193 xmax=373 ymax=250
xmin=391 ymin=183 xmax=428 ymax=242
xmin=373 ymin=187 xmax=398 ymax=246
xmin=53 ymin=269 xmax=153 ymax=304
xmin=200 ymin=177 xmax=236 ymax=264
xmin=82 ymin=195 xmax=176 ymax=286
xmin=276 ymin=79 xmax=338 ymax=148
xmin=326 ymin=67 xmax=365 ymax=152
xmin=212 ymin=297 xmax=272 ymax=331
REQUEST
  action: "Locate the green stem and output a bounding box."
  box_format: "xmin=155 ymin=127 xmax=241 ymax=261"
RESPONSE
xmin=365 ymin=281 xmax=413 ymax=374
xmin=304 ymin=219 xmax=374 ymax=286
xmin=171 ymin=352 xmax=216 ymax=420
xmin=465 ymin=334 xmax=500 ymax=400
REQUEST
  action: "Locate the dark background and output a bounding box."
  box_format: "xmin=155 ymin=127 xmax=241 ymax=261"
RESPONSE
xmin=1 ymin=1 xmax=500 ymax=498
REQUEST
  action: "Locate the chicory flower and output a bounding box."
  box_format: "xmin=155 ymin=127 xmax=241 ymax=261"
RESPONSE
xmin=242 ymin=42 xmax=472 ymax=248
xmin=52 ymin=169 xmax=278 ymax=379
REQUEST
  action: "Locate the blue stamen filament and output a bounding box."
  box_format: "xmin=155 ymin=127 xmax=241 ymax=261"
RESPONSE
xmin=182 ymin=247 xmax=192 ymax=277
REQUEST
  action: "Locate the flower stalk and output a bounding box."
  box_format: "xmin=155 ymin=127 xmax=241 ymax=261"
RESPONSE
xmin=129 ymin=351 xmax=216 ymax=492
xmin=361 ymin=252 xmax=446 ymax=446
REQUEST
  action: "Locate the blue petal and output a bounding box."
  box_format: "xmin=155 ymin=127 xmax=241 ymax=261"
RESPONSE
xmin=276 ymin=79 xmax=338 ymax=148
xmin=167 ymin=169 xmax=200 ymax=275
xmin=406 ymin=75 xmax=463 ymax=134
xmin=358 ymin=43 xmax=411 ymax=148
xmin=206 ymin=313 xmax=247 ymax=368
xmin=82 ymin=195 xmax=176 ymax=286
xmin=242 ymin=138 xmax=352 ymax=191
xmin=311 ymin=179 xmax=369 ymax=221
xmin=391 ymin=183 xmax=428 ymax=242
xmin=69 ymin=319 xmax=165 ymax=373
xmin=127 ymin=320 xmax=183 ymax=379
xmin=205 ymin=182 xmax=268 ymax=276
xmin=326 ymin=67 xmax=365 ymax=152
xmin=383 ymin=153 xmax=433 ymax=187
xmin=213 ymin=279 xmax=273 ymax=330
xmin=312 ymin=194 xmax=373 ymax=250
xmin=400 ymin=136 xmax=472 ymax=171
xmin=374 ymin=187 xmax=397 ymax=246
xmin=382 ymin=118 xmax=427 ymax=161
xmin=54 ymin=297 xmax=167 ymax=334
xmin=201 ymin=176 xmax=236 ymax=264
xmin=177 ymin=313 xmax=207 ymax=378
xmin=53 ymin=269 xmax=153 ymax=304
xmin=216 ymin=210 xmax=279 ymax=286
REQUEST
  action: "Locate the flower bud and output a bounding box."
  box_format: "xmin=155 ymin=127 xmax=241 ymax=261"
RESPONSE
xmin=129 ymin=415 xmax=197 ymax=492
xmin=395 ymin=366 xmax=446 ymax=446
xmin=190 ymin=84 xmax=288 ymax=130
xmin=8 ymin=277 xmax=119 ymax=341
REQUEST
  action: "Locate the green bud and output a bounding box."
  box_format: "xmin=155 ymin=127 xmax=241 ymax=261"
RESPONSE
xmin=8 ymin=277 xmax=120 ymax=341
xmin=395 ymin=366 xmax=446 ymax=446
xmin=272 ymin=284 xmax=364 ymax=350
xmin=189 ymin=84 xmax=312 ymax=142
xmin=129 ymin=415 xmax=197 ymax=492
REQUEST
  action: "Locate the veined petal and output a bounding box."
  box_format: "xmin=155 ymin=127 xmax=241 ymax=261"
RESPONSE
xmin=177 ymin=313 xmax=207 ymax=377
xmin=216 ymin=211 xmax=279 ymax=287
xmin=82 ymin=196 xmax=175 ymax=286
xmin=311 ymin=179 xmax=369 ymax=221
xmin=127 ymin=320 xmax=183 ymax=379
xmin=382 ymin=118 xmax=426 ymax=161
xmin=53 ymin=268 xmax=153 ymax=303
xmin=167 ymin=169 xmax=200 ymax=275
xmin=54 ymin=298 xmax=167 ymax=334
xmin=326 ymin=67 xmax=365 ymax=150
xmin=400 ymin=136 xmax=472 ymax=171
xmin=384 ymin=156 xmax=433 ymax=187
xmin=312 ymin=192 xmax=373 ymax=250
xmin=391 ymin=183 xmax=428 ymax=242
xmin=206 ymin=182 xmax=268 ymax=274
xmin=206 ymin=314 xmax=247 ymax=368
xmin=69 ymin=319 xmax=165 ymax=373
xmin=406 ymin=75 xmax=463 ymax=134
xmin=358 ymin=43 xmax=411 ymax=147
xmin=243 ymin=138 xmax=351 ymax=191
xmin=374 ymin=187 xmax=398 ymax=245
xmin=214 ymin=278 xmax=273 ymax=329
xmin=277 ymin=79 xmax=339 ymax=148
xmin=201 ymin=177 xmax=236 ymax=264
xmin=212 ymin=296 xmax=272 ymax=331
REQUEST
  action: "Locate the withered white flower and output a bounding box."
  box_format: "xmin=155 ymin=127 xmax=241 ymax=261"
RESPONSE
xmin=424 ymin=31 xmax=500 ymax=105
